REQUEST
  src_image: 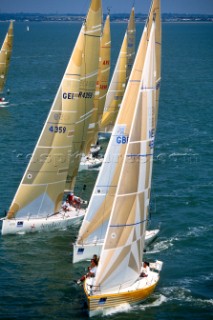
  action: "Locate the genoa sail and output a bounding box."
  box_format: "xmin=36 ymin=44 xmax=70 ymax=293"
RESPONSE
xmin=100 ymin=7 xmax=136 ymax=134
xmin=64 ymin=1 xmax=103 ymax=190
xmin=93 ymin=19 xmax=158 ymax=293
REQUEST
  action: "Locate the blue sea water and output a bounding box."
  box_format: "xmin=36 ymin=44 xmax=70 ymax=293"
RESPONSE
xmin=0 ymin=20 xmax=213 ymax=319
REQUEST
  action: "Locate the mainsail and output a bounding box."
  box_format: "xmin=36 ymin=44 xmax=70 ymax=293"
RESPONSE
xmin=83 ymin=14 xmax=111 ymax=155
xmin=64 ymin=0 xmax=102 ymax=190
xmin=75 ymin=1 xmax=161 ymax=253
xmin=0 ymin=21 xmax=13 ymax=94
xmin=93 ymin=19 xmax=158 ymax=293
xmin=100 ymin=7 xmax=136 ymax=132
xmin=5 ymin=1 xmax=102 ymax=221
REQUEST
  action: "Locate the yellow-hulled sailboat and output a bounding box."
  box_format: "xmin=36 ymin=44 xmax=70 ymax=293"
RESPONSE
xmin=82 ymin=0 xmax=162 ymax=316
xmin=72 ymin=5 xmax=158 ymax=263
xmin=0 ymin=21 xmax=13 ymax=107
xmin=79 ymin=13 xmax=111 ymax=171
xmin=99 ymin=7 xmax=136 ymax=138
xmin=1 ymin=0 xmax=102 ymax=235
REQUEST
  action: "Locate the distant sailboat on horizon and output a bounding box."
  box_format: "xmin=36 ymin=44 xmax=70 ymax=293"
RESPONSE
xmin=1 ymin=0 xmax=102 ymax=235
xmin=0 ymin=21 xmax=13 ymax=107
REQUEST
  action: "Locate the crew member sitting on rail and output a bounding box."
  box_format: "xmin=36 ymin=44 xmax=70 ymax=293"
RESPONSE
xmin=62 ymin=199 xmax=71 ymax=212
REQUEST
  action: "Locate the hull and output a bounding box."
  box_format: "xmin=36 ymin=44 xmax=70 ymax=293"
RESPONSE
xmin=1 ymin=208 xmax=85 ymax=235
xmin=73 ymin=229 xmax=159 ymax=263
xmin=79 ymin=157 xmax=103 ymax=172
xmin=0 ymin=101 xmax=9 ymax=107
xmin=84 ymin=271 xmax=159 ymax=317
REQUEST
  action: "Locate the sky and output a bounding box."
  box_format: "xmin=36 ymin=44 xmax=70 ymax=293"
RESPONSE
xmin=0 ymin=0 xmax=213 ymax=15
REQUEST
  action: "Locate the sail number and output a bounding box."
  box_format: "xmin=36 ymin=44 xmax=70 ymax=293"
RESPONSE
xmin=63 ymin=92 xmax=93 ymax=99
xmin=49 ymin=126 xmax=66 ymax=133
xmin=116 ymin=136 xmax=128 ymax=144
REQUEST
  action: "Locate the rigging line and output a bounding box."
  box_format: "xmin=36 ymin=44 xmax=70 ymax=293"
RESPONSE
xmin=110 ymin=218 xmax=148 ymax=228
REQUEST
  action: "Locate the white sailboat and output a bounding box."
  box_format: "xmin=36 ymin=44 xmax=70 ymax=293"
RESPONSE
xmin=79 ymin=13 xmax=111 ymax=171
xmin=73 ymin=6 xmax=159 ymax=264
xmin=80 ymin=0 xmax=162 ymax=316
xmin=0 ymin=21 xmax=13 ymax=107
xmin=1 ymin=0 xmax=102 ymax=235
xmin=99 ymin=7 xmax=136 ymax=138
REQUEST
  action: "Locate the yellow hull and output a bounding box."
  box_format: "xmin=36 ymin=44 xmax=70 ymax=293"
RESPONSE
xmin=84 ymin=279 xmax=158 ymax=317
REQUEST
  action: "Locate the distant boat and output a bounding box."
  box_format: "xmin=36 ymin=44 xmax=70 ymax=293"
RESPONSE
xmin=0 ymin=21 xmax=13 ymax=107
xmin=79 ymin=0 xmax=163 ymax=316
xmin=1 ymin=0 xmax=102 ymax=235
xmin=79 ymin=13 xmax=111 ymax=171
xmin=26 ymin=26 xmax=30 ymax=32
xmin=99 ymin=7 xmax=136 ymax=138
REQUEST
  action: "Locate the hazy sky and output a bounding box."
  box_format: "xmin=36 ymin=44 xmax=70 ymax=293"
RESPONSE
xmin=0 ymin=0 xmax=213 ymax=15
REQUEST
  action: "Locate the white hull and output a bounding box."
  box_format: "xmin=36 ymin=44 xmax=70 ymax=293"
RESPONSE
xmin=79 ymin=156 xmax=103 ymax=172
xmin=0 ymin=101 xmax=9 ymax=107
xmin=1 ymin=208 xmax=85 ymax=235
xmin=73 ymin=229 xmax=159 ymax=263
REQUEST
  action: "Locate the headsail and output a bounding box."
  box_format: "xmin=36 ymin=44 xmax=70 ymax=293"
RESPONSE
xmin=75 ymin=1 xmax=161 ymax=253
xmin=0 ymin=21 xmax=13 ymax=94
xmin=93 ymin=19 xmax=157 ymax=293
xmin=100 ymin=7 xmax=136 ymax=131
xmin=83 ymin=14 xmax=111 ymax=155
xmin=65 ymin=0 xmax=102 ymax=190
xmin=6 ymin=1 xmax=102 ymax=220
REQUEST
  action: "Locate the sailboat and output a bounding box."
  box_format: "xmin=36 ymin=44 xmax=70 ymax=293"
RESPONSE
xmin=99 ymin=7 xmax=136 ymax=139
xmin=79 ymin=13 xmax=111 ymax=171
xmin=80 ymin=0 xmax=162 ymax=316
xmin=73 ymin=6 xmax=158 ymax=264
xmin=1 ymin=0 xmax=102 ymax=236
xmin=0 ymin=21 xmax=13 ymax=107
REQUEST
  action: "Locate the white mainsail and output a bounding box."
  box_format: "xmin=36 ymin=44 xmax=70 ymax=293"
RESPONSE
xmin=1 ymin=0 xmax=102 ymax=235
xmin=0 ymin=21 xmax=13 ymax=95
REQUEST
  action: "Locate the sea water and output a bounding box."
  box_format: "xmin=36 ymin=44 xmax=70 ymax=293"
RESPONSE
xmin=0 ymin=21 xmax=212 ymax=319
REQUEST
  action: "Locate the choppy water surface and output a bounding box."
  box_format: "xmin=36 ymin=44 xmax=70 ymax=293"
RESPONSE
xmin=0 ymin=21 xmax=212 ymax=319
